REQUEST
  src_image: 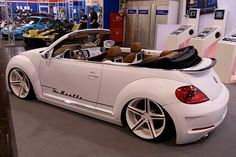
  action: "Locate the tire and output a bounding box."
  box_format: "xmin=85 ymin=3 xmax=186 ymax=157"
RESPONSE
xmin=125 ymin=98 xmax=172 ymax=141
xmin=8 ymin=68 xmax=35 ymax=99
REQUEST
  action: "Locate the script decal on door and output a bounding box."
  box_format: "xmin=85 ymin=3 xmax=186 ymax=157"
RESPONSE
xmin=53 ymin=88 xmax=82 ymax=99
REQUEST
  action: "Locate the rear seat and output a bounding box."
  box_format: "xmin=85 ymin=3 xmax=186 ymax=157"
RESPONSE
xmin=143 ymin=50 xmax=179 ymax=62
xmin=105 ymin=46 xmax=124 ymax=62
xmin=124 ymin=42 xmax=143 ymax=63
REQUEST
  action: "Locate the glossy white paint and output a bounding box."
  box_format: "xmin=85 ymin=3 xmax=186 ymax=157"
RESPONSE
xmin=6 ymin=29 xmax=229 ymax=144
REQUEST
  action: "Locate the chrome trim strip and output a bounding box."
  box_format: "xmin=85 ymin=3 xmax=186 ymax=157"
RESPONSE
xmin=43 ymin=93 xmax=113 ymax=116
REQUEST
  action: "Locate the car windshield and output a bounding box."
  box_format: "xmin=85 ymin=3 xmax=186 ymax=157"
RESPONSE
xmin=14 ymin=15 xmax=28 ymax=24
xmin=63 ymin=31 xmax=111 ymax=48
xmin=48 ymin=20 xmax=62 ymax=29
xmin=26 ymin=18 xmax=40 ymax=24
xmin=53 ymin=31 xmax=111 ymax=57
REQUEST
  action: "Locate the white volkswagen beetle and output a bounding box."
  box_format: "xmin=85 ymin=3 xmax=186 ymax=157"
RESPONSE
xmin=6 ymin=29 xmax=229 ymax=144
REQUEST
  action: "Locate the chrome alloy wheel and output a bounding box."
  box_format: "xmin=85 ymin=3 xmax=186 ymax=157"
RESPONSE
xmin=126 ymin=98 xmax=166 ymax=140
xmin=9 ymin=69 xmax=30 ymax=99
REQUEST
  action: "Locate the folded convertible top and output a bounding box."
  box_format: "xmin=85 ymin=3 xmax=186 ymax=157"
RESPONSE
xmin=132 ymin=46 xmax=202 ymax=70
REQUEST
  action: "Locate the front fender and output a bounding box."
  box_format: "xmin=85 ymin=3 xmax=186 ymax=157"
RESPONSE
xmin=112 ymin=78 xmax=189 ymax=122
xmin=5 ymin=55 xmax=42 ymax=98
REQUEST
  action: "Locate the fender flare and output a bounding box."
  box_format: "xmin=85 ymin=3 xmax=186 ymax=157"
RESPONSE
xmin=112 ymin=78 xmax=189 ymax=124
xmin=6 ymin=55 xmax=42 ymax=98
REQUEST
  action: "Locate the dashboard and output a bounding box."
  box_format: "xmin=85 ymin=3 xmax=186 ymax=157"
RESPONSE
xmin=60 ymin=47 xmax=104 ymax=60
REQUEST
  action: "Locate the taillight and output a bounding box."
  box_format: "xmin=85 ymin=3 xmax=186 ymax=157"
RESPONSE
xmin=175 ymin=85 xmax=209 ymax=104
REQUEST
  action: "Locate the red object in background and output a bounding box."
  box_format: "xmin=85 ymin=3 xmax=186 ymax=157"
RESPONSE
xmin=110 ymin=13 xmax=123 ymax=42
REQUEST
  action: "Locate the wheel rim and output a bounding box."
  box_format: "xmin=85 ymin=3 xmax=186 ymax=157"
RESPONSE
xmin=9 ymin=69 xmax=30 ymax=98
xmin=126 ymin=98 xmax=166 ymax=139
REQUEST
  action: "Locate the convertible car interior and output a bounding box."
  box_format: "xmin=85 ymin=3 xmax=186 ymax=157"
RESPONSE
xmin=52 ymin=30 xmax=202 ymax=70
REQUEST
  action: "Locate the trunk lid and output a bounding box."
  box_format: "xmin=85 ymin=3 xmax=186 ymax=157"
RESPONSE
xmin=182 ymin=58 xmax=222 ymax=100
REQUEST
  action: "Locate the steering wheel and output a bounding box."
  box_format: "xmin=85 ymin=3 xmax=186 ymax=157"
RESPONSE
xmin=73 ymin=48 xmax=86 ymax=60
xmin=63 ymin=49 xmax=74 ymax=59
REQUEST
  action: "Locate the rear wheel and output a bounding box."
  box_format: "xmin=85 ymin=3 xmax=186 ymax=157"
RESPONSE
xmin=9 ymin=68 xmax=35 ymax=99
xmin=126 ymin=98 xmax=167 ymax=140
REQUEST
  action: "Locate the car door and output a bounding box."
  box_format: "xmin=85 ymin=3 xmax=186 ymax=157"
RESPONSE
xmin=39 ymin=57 xmax=103 ymax=108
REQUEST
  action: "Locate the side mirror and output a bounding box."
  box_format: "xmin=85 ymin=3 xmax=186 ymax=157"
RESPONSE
xmin=42 ymin=53 xmax=48 ymax=59
xmin=43 ymin=48 xmax=54 ymax=59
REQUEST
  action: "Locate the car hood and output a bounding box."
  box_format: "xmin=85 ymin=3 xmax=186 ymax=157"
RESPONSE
xmin=20 ymin=47 xmax=46 ymax=58
xmin=27 ymin=29 xmax=55 ymax=37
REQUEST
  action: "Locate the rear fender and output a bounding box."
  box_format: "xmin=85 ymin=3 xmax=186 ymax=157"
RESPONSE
xmin=112 ymin=78 xmax=188 ymax=122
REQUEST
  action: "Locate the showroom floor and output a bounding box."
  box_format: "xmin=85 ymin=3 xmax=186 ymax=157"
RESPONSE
xmin=2 ymin=40 xmax=236 ymax=157
xmin=0 ymin=39 xmax=20 ymax=157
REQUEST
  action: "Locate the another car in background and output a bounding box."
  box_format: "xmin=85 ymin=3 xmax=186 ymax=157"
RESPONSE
xmin=1 ymin=16 xmax=52 ymax=39
xmin=23 ymin=19 xmax=80 ymax=46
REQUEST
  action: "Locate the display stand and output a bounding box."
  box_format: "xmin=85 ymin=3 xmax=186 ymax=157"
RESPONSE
xmin=167 ymin=9 xmax=200 ymax=50
xmin=190 ymin=9 xmax=228 ymax=57
xmin=215 ymin=29 xmax=236 ymax=83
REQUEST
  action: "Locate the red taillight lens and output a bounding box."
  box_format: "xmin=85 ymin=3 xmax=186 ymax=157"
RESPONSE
xmin=175 ymin=85 xmax=209 ymax=104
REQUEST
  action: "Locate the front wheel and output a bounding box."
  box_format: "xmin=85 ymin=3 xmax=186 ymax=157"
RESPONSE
xmin=9 ymin=68 xmax=35 ymax=99
xmin=126 ymin=98 xmax=167 ymax=140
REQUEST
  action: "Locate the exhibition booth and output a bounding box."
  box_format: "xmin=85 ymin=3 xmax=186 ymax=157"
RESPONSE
xmin=0 ymin=0 xmax=236 ymax=157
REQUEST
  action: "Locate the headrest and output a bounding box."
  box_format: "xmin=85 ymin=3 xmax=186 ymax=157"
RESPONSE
xmin=131 ymin=42 xmax=143 ymax=52
xmin=107 ymin=46 xmax=122 ymax=58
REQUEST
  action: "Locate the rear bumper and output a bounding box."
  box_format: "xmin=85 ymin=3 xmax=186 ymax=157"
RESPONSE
xmin=163 ymin=84 xmax=229 ymax=144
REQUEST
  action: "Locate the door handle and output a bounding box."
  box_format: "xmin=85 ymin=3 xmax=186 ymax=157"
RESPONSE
xmin=88 ymin=72 xmax=99 ymax=78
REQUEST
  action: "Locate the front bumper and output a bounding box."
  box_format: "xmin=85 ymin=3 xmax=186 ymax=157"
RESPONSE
xmin=163 ymin=84 xmax=229 ymax=144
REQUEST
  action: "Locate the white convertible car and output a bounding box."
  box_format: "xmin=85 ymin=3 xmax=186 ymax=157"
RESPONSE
xmin=6 ymin=29 xmax=229 ymax=144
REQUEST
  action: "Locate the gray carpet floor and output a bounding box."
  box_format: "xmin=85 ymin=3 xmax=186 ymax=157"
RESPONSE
xmin=9 ymin=84 xmax=236 ymax=157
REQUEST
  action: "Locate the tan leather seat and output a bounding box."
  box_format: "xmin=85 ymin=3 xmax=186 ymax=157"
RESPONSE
xmin=143 ymin=51 xmax=178 ymax=62
xmin=106 ymin=46 xmax=123 ymax=62
xmin=143 ymin=55 xmax=160 ymax=62
xmin=131 ymin=42 xmax=143 ymax=52
xmin=124 ymin=42 xmax=143 ymax=63
xmin=160 ymin=51 xmax=179 ymax=58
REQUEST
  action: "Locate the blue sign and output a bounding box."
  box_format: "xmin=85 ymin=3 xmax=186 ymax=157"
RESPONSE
xmin=128 ymin=10 xmax=137 ymax=14
xmin=138 ymin=10 xmax=149 ymax=15
xmin=156 ymin=10 xmax=168 ymax=15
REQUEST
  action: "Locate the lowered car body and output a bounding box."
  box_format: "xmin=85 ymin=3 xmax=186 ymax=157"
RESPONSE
xmin=6 ymin=29 xmax=229 ymax=144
